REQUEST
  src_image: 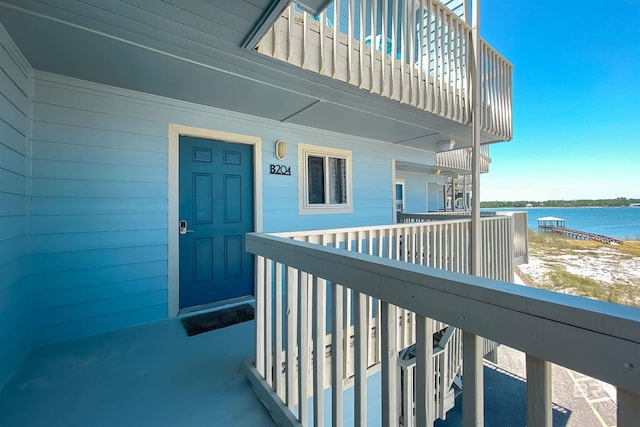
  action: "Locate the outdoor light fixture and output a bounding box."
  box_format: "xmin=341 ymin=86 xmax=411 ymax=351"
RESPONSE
xmin=438 ymin=140 xmax=456 ymax=152
xmin=275 ymin=139 xmax=287 ymax=160
xmin=432 ymin=169 xmax=441 ymax=175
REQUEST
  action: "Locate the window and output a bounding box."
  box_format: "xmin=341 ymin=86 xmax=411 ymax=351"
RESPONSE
xmin=395 ymin=180 xmax=405 ymax=214
xmin=299 ymin=144 xmax=353 ymax=214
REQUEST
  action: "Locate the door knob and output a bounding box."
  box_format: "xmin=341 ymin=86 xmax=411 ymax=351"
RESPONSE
xmin=179 ymin=220 xmax=194 ymax=235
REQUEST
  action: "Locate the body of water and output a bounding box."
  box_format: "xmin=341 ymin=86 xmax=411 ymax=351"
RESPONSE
xmin=486 ymin=207 xmax=640 ymax=240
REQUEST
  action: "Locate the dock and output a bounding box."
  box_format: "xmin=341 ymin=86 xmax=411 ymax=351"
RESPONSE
xmin=537 ymin=216 xmax=622 ymax=245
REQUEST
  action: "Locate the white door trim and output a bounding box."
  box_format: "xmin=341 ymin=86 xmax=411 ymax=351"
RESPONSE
xmin=168 ymin=124 xmax=263 ymax=317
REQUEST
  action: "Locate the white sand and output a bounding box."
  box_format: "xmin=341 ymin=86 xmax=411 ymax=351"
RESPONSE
xmin=518 ymin=244 xmax=640 ymax=305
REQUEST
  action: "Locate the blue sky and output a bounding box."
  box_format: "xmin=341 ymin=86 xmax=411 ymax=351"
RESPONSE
xmin=478 ymin=0 xmax=640 ymax=201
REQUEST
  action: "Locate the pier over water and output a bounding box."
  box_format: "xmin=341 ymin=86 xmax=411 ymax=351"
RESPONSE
xmin=537 ymin=216 xmax=622 ymax=244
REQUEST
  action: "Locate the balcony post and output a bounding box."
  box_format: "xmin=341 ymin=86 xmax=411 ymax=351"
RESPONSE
xmin=470 ymin=0 xmax=482 ymax=277
xmin=465 ymin=0 xmax=484 ymax=426
xmin=463 ymin=331 xmax=484 ymax=427
xmin=526 ymin=354 xmax=552 ymax=427
xmin=416 ymin=315 xmax=435 ymax=427
xmin=381 ymin=302 xmax=398 ymax=426
xmin=618 ymin=388 xmax=640 ymax=427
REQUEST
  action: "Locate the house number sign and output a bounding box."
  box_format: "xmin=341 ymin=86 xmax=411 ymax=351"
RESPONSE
xmin=270 ymin=164 xmax=292 ymax=176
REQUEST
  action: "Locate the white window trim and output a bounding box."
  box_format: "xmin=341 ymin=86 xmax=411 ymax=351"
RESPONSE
xmin=298 ymin=143 xmax=353 ymax=215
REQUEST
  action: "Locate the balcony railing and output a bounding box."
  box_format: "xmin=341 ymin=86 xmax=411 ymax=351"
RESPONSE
xmin=245 ymin=218 xmax=517 ymax=425
xmin=397 ymin=211 xmax=528 ymax=266
xmin=434 ymin=144 xmax=490 ymax=173
xmin=498 ymin=211 xmax=529 ymax=265
xmin=256 ymin=1 xmax=513 ymax=141
xmin=246 ymin=225 xmax=640 ymax=426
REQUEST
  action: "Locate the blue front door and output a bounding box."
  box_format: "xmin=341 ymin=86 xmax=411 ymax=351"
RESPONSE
xmin=178 ymin=136 xmax=254 ymax=309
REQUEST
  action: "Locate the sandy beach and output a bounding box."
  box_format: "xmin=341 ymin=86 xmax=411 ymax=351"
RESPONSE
xmin=517 ymin=238 xmax=640 ymax=306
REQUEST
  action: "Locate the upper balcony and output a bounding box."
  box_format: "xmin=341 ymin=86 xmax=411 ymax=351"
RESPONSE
xmin=256 ymin=0 xmax=513 ymax=144
xmin=434 ymin=144 xmax=491 ymax=174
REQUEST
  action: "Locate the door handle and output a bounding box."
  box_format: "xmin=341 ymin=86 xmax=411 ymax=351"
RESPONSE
xmin=179 ymin=220 xmax=195 ymax=235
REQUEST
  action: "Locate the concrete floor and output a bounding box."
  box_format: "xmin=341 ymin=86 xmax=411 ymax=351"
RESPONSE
xmin=0 ymin=315 xmax=616 ymax=427
xmin=0 ymin=317 xmax=275 ymax=427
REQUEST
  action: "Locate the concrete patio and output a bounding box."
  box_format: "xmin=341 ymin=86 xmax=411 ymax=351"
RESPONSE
xmin=0 ymin=303 xmax=616 ymax=427
xmin=0 ymin=310 xmax=274 ymax=427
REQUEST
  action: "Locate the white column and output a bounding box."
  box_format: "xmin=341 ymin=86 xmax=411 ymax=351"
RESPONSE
xmin=463 ymin=331 xmax=483 ymax=427
xmin=526 ymin=354 xmax=552 ymax=427
xmin=466 ymin=1 xmax=484 ymax=425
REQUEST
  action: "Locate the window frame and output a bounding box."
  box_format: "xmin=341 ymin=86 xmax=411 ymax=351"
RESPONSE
xmin=395 ymin=179 xmax=406 ymax=214
xmin=298 ymin=143 xmax=353 ymax=215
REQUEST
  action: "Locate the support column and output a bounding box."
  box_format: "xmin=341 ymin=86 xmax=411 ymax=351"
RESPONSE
xmin=462 ymin=332 xmax=483 ymax=427
xmin=618 ymin=388 xmax=640 ymax=427
xmin=465 ymin=0 xmax=484 ymax=426
xmin=526 ymin=354 xmax=552 ymax=427
xmin=470 ymin=0 xmax=482 ymax=277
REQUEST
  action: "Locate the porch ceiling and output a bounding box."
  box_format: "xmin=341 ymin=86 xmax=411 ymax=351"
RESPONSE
xmin=0 ymin=0 xmax=496 ymax=151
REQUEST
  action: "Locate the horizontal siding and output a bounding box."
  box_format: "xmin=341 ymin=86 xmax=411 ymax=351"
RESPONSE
xmin=31 ymin=139 xmax=167 ymax=167
xmin=32 ymin=276 xmax=167 ymax=309
xmin=33 ymin=121 xmax=166 ymax=152
xmin=32 ymin=197 xmax=167 ymax=216
xmin=32 ymin=289 xmax=167 ymax=327
xmin=31 ymin=304 xmax=168 ymax=346
xmin=29 ymin=71 xmax=437 ymax=344
xmin=0 ymin=192 xmax=26 ymax=216
xmin=0 ymin=87 xmax=29 ymax=135
xmin=0 ymin=115 xmax=28 ymax=155
xmin=0 ymin=167 xmax=25 ymax=196
xmin=31 ymin=159 xmax=166 ymax=182
xmin=0 ymin=216 xmax=25 ymax=241
xmin=0 ymin=236 xmax=26 ymax=267
xmin=31 ymin=245 xmax=167 ymax=274
xmin=32 ymin=260 xmax=168 ymax=294
xmin=0 ymin=260 xmax=30 ymax=387
xmin=31 ymin=213 xmax=166 ymax=234
xmin=0 ymin=143 xmax=26 ymax=176
xmin=397 ymin=171 xmax=430 ymax=213
xmin=33 ymin=102 xmax=167 ymax=137
xmin=31 ymin=229 xmax=166 ymax=253
xmin=0 ymin=24 xmax=30 ymax=389
xmin=32 ymin=178 xmax=167 ymax=198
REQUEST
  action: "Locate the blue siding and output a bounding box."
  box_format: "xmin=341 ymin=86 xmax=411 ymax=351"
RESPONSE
xmin=396 ymin=172 xmax=429 ymax=213
xmin=0 ymin=27 xmax=30 ymax=389
xmin=29 ymin=76 xmax=179 ymax=344
xmin=28 ymin=70 xmax=435 ymax=344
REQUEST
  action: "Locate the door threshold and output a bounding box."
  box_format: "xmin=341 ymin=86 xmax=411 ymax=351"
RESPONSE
xmin=178 ymin=295 xmax=255 ymax=318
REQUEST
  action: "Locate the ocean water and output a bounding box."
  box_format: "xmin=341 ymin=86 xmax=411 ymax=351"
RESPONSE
xmin=487 ymin=207 xmax=640 ymax=240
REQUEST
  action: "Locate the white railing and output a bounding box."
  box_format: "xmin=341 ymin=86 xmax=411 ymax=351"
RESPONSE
xmin=276 ymin=217 xmax=513 ymax=281
xmin=496 ymin=211 xmax=528 ymax=265
xmin=481 ymin=40 xmax=513 ymax=140
xmin=397 ymin=211 xmax=528 ymax=266
xmin=245 ymin=218 xmax=513 ymax=425
xmin=434 ymin=144 xmax=490 ymax=173
xmin=256 ymin=1 xmax=512 ymax=141
xmin=246 ymin=232 xmax=640 ymax=427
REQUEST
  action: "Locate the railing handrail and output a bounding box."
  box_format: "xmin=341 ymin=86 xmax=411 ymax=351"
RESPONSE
xmin=272 ymin=215 xmax=506 ymax=238
xmin=246 ymin=232 xmax=640 ymax=395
